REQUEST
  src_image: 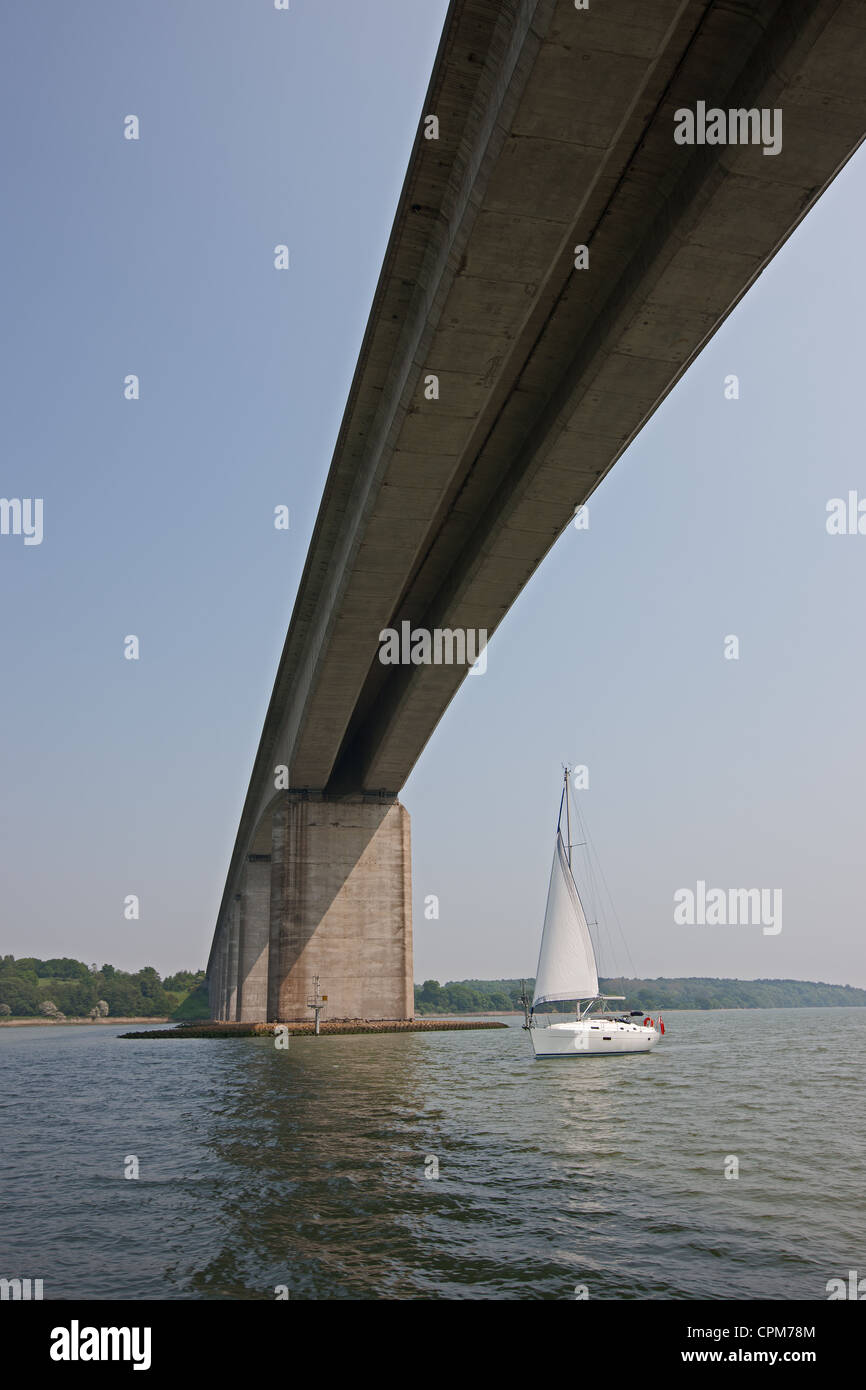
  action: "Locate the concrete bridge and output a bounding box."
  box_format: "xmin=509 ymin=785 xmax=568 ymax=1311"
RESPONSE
xmin=208 ymin=0 xmax=866 ymax=1022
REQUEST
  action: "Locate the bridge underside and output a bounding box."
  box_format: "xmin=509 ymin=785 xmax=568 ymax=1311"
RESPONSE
xmin=208 ymin=0 xmax=866 ymax=1021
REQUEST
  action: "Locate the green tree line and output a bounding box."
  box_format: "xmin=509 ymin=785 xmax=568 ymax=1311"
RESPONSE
xmin=4 ymin=959 xmax=863 ymax=1020
xmin=0 ymin=956 xmax=207 ymax=1020
xmin=414 ymin=976 xmax=866 ymax=1014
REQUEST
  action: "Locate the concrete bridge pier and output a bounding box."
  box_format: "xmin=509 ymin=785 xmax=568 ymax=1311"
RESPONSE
xmin=208 ymin=917 xmax=229 ymax=1020
xmin=208 ymin=793 xmax=413 ymax=1022
xmin=225 ymin=896 xmax=240 ymax=1020
xmin=236 ymin=856 xmax=271 ymax=1021
xmin=267 ymin=793 xmax=413 ymax=1023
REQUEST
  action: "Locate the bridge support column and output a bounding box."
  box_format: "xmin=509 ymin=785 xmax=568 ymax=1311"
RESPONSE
xmin=237 ymin=856 xmax=272 ymax=1021
xmin=213 ymin=923 xmax=230 ymax=1020
xmin=225 ymin=897 xmax=240 ymax=1020
xmin=209 ymin=930 xmax=224 ymax=1019
xmin=267 ymin=794 xmax=413 ymax=1022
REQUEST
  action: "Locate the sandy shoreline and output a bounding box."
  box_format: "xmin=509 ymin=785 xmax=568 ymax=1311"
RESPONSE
xmin=0 ymin=1017 xmax=170 ymax=1028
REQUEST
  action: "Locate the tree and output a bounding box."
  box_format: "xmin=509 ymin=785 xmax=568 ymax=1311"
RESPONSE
xmin=38 ymin=958 xmax=90 ymax=981
xmin=49 ymin=979 xmax=98 ymax=1017
xmin=136 ymin=966 xmax=163 ymax=997
xmin=100 ymin=979 xmax=141 ymax=1016
xmin=10 ymin=957 xmax=40 ymax=981
xmin=0 ymin=978 xmax=39 ymax=1016
xmin=444 ymin=983 xmax=482 ymax=1012
xmin=418 ymin=980 xmax=444 ymax=1010
xmin=164 ymin=969 xmax=205 ymax=993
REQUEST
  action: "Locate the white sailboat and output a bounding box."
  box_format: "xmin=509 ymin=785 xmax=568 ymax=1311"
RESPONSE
xmin=524 ymin=768 xmax=663 ymax=1058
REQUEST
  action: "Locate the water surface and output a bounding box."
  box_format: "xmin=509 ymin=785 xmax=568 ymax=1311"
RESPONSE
xmin=1 ymin=1008 xmax=862 ymax=1299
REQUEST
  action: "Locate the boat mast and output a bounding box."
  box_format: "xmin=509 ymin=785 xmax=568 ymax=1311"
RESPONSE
xmin=563 ymin=765 xmax=578 ymax=1019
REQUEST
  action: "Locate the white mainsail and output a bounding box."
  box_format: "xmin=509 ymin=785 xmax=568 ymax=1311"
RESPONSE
xmin=532 ymin=829 xmax=598 ymax=1007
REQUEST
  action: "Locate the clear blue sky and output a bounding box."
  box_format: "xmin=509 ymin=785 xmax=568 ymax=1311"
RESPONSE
xmin=2 ymin=1 xmax=864 ymax=989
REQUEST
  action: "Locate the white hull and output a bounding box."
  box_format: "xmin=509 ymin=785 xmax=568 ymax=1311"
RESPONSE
xmin=530 ymin=1017 xmax=659 ymax=1058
